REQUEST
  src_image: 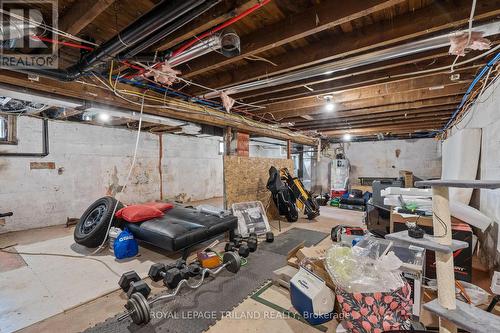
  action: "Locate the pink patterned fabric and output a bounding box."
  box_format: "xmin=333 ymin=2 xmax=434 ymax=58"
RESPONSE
xmin=336 ymin=283 xmax=412 ymax=333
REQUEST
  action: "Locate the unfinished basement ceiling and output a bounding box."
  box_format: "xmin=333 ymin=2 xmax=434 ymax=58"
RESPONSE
xmin=0 ymin=0 xmax=499 ymax=142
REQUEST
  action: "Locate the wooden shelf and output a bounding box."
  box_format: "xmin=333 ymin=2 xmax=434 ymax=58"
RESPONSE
xmin=423 ymin=299 xmax=500 ymax=333
xmin=385 ymin=230 xmax=468 ymax=253
xmin=415 ymin=179 xmax=500 ymax=189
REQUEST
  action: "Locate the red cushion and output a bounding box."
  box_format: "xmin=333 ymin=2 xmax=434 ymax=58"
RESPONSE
xmin=143 ymin=202 xmax=174 ymax=212
xmin=115 ymin=204 xmax=164 ymax=223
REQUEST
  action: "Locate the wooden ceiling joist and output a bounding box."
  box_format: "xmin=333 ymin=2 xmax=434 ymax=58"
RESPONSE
xmin=181 ymin=0 xmax=407 ymax=79
xmin=0 ymin=71 xmax=316 ymax=145
xmin=59 ymin=0 xmax=115 ymax=36
xmin=254 ymin=83 xmax=468 ymax=118
xmin=253 ymin=75 xmax=471 ymax=113
xmin=279 ymin=96 xmax=462 ymax=122
xmin=293 ymin=107 xmax=455 ymax=129
xmin=186 ymin=0 xmax=500 ymax=94
xmin=322 ymin=123 xmax=445 ymax=136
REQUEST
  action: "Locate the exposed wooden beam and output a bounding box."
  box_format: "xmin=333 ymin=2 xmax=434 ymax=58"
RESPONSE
xmin=275 ymin=97 xmax=461 ymax=121
xmin=296 ymin=112 xmax=453 ymax=131
xmin=187 ymin=0 xmax=500 ymax=92
xmin=294 ymin=107 xmax=455 ymax=129
xmin=253 ymin=75 xmax=471 ymax=113
xmin=237 ymin=57 xmax=481 ymax=103
xmin=255 ymin=83 xmax=468 ymax=116
xmin=182 ymin=0 xmax=406 ymax=78
xmin=321 ymin=123 xmax=445 ymax=136
xmin=0 ymin=71 xmax=315 ymax=145
xmin=155 ymin=0 xmax=262 ymax=51
xmin=59 ymin=0 xmax=115 ymax=36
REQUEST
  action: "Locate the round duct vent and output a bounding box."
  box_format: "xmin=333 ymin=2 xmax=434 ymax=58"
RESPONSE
xmin=220 ymin=30 xmax=240 ymax=58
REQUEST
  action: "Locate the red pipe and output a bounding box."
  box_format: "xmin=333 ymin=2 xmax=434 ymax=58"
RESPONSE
xmin=31 ymin=35 xmax=94 ymax=51
xmin=171 ymin=0 xmax=272 ymax=57
xmin=129 ymin=0 xmax=272 ymax=78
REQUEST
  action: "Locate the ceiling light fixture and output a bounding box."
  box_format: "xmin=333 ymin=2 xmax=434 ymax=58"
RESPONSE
xmin=343 ymin=133 xmax=352 ymax=141
xmin=98 ymin=113 xmax=111 ymax=122
xmin=323 ymin=95 xmax=334 ymax=112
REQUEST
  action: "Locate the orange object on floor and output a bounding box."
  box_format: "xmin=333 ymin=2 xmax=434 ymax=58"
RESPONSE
xmin=197 ymin=251 xmax=222 ymax=269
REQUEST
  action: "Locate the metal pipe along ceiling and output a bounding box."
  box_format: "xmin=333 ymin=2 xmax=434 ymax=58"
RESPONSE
xmin=5 ymin=0 xmax=205 ymax=81
xmin=201 ymin=21 xmax=500 ymax=98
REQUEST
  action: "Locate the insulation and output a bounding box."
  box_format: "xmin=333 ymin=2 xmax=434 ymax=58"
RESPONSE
xmin=449 ymin=31 xmax=491 ymax=56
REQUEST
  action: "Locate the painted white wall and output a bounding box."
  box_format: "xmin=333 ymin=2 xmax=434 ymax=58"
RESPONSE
xmin=447 ymin=78 xmax=500 ymax=265
xmin=343 ymin=138 xmax=442 ymax=184
xmin=0 ymin=117 xmax=223 ymax=233
xmin=0 ymin=117 xmax=159 ymax=232
xmin=162 ymin=134 xmax=223 ymax=201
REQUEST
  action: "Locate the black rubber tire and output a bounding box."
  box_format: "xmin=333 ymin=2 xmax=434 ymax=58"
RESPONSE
xmin=74 ymin=196 xmax=123 ymax=248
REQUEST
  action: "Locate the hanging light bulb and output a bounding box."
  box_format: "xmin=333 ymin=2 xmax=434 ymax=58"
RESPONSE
xmin=323 ymin=95 xmax=334 ymax=112
xmin=98 ymin=113 xmax=111 ymax=122
xmin=343 ymin=133 xmax=352 ymax=141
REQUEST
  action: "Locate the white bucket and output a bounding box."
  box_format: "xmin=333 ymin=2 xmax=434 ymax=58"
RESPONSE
xmin=108 ymin=227 xmax=122 ymax=252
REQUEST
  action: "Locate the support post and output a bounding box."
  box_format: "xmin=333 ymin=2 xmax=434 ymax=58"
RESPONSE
xmin=287 ymin=140 xmax=291 ymax=159
xmin=432 ymin=185 xmax=457 ymax=333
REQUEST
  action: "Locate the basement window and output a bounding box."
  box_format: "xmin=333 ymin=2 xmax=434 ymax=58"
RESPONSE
xmin=0 ymin=115 xmax=17 ymax=145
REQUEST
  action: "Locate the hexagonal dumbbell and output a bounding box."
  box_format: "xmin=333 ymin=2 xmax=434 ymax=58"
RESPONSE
xmin=148 ymin=263 xmax=185 ymax=289
xmin=266 ymin=231 xmax=274 ymax=243
xmin=119 ymin=271 xmax=151 ymax=299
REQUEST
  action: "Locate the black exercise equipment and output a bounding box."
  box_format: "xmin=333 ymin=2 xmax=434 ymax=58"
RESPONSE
xmin=118 ymin=271 xmax=151 ymax=299
xmin=75 ymin=199 xmax=238 ymax=260
xmin=265 ymin=232 xmax=274 ymax=243
xmin=119 ymin=252 xmax=242 ymax=325
xmin=0 ymin=212 xmax=13 ymax=218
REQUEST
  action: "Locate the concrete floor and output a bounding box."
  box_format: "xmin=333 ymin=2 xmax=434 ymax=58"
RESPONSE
xmin=0 ymin=199 xmax=362 ymax=333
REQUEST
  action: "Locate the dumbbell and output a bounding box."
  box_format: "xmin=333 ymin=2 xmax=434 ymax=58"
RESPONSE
xmin=225 ymin=241 xmax=250 ymax=258
xmin=266 ymin=231 xmax=274 ymax=243
xmin=148 ymin=263 xmax=190 ymax=289
xmin=119 ymin=271 xmax=151 ymax=299
xmin=119 ymin=252 xmax=242 ymax=325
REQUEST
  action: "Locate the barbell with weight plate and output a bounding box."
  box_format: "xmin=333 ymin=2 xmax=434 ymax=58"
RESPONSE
xmin=118 ymin=251 xmax=242 ymax=325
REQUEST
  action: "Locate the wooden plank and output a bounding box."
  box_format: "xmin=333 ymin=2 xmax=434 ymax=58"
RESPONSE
xmin=187 ymin=0 xmax=500 ymax=91
xmin=253 ymin=76 xmax=471 ymax=113
xmin=256 ymin=84 xmax=467 ymax=118
xmin=238 ymin=62 xmax=478 ymax=104
xmin=294 ymin=110 xmax=454 ymax=130
xmin=292 ymin=105 xmax=457 ymax=126
xmin=0 ymin=71 xmax=316 ymax=145
xmin=223 ymin=155 xmax=293 ymax=209
xmin=182 ymin=0 xmax=406 ymax=78
xmin=59 ymin=0 xmax=115 ymax=36
xmin=321 ymin=123 xmax=445 ymax=136
xmin=309 ymin=117 xmax=449 ymax=132
xmin=266 ymin=95 xmax=461 ymax=121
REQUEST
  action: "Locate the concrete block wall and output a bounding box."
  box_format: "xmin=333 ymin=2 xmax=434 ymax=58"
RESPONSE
xmin=0 ymin=117 xmax=223 ymax=233
xmin=316 ymin=138 xmax=442 ymax=189
xmin=162 ymin=134 xmax=223 ymax=201
xmin=344 ymin=138 xmax=442 ymax=183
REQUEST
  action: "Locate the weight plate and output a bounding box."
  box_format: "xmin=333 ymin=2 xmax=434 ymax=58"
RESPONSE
xmin=131 ymin=292 xmax=150 ymax=325
xmin=223 ymin=251 xmax=241 ymax=273
xmin=127 ymin=297 xmax=143 ymax=324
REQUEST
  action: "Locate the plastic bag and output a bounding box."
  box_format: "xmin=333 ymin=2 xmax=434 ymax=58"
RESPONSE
xmin=324 ymin=243 xmax=405 ymax=293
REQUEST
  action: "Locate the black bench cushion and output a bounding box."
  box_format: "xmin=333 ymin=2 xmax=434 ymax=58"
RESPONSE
xmin=125 ymin=206 xmax=237 ymax=252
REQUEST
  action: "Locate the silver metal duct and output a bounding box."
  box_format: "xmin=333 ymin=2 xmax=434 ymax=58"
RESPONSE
xmin=201 ymin=21 xmax=500 ymax=98
xmin=168 ymin=31 xmax=241 ymax=67
xmin=0 ymin=9 xmax=42 ymax=41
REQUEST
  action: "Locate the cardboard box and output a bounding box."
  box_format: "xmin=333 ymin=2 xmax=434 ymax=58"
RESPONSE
xmin=393 ymin=215 xmax=473 ymax=282
xmin=287 ymin=242 xmax=335 ymax=290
